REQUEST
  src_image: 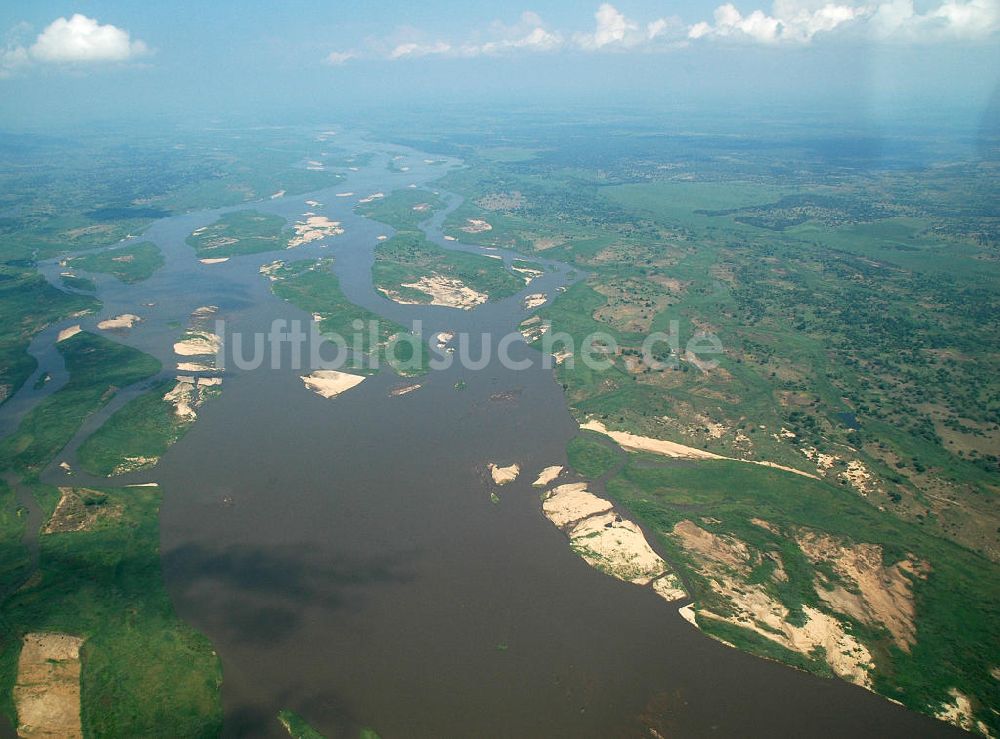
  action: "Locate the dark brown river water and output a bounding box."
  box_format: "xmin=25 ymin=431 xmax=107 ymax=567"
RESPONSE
xmin=9 ymin=130 xmax=963 ymax=738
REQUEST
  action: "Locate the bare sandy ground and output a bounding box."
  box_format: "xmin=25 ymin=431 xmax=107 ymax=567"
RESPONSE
xmin=56 ymin=325 xmax=81 ymax=342
xmin=582 ymin=419 xmax=819 ymax=479
xmin=670 ymin=520 xmax=875 ymax=688
xmin=14 ymin=633 xmax=84 ymax=739
xmin=199 ymin=257 xmax=229 ymax=265
xmin=259 ymin=260 xmax=284 ymax=281
xmin=581 ymin=420 xmax=725 ymax=460
xmin=301 ymin=370 xmax=366 ymax=398
xmin=288 ymin=216 xmax=344 ymax=248
xmin=541 ymin=482 xmax=688 ymax=596
xmin=489 ymin=463 xmax=520 ymax=485
xmin=43 ymin=487 xmax=120 ymax=533
xmin=522 ymin=293 xmax=547 ymax=310
xmin=390 ymin=383 xmax=422 ymax=397
xmin=97 ymin=314 xmax=141 ymax=330
xmin=532 ymin=465 xmax=563 ymax=487
xmin=461 ymin=218 xmax=492 ymax=233
xmin=443 ymin=235 xmax=457 ymax=241
xmin=435 ymin=331 xmax=454 ymax=349
xmin=512 ymin=264 xmax=544 ymax=284
xmin=383 ymin=274 xmax=488 ymax=310
xmin=795 ymin=529 xmax=923 ymax=650
xmin=335 ymin=192 xmax=354 ymax=198
xmin=678 ymin=603 xmax=698 ymax=626
xmin=270 ymin=190 xmax=286 ymax=199
xmin=173 ymin=331 xmax=221 ymax=357
xmin=571 ymin=513 xmax=672 ymax=585
xmin=936 ymin=689 xmax=993 ymax=735
xmin=518 ymin=316 xmax=549 ymax=343
xmin=164 ymin=376 xmax=222 ymax=420
xmin=358 ymin=192 xmax=385 ymax=204
xmin=305 ymin=200 xmax=322 ymax=207
xmin=177 ymin=362 xmax=214 ymax=372
xmin=542 ymin=483 xmax=611 ymax=527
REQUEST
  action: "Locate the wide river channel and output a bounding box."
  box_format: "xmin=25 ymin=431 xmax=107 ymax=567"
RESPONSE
xmin=3 ymin=129 xmax=963 ymax=738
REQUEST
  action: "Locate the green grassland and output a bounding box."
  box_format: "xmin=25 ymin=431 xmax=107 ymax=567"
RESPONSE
xmin=68 ymin=242 xmax=165 ymax=284
xmin=0 ymin=483 xmax=222 ymax=736
xmin=59 ymin=274 xmax=97 ymax=292
xmin=0 ymin=264 xmax=99 ymax=407
xmin=187 ymin=210 xmax=289 ymax=258
xmin=355 ymin=189 xmax=445 ymax=231
xmin=76 ymin=378 xmax=216 ymax=477
xmin=372 ymin=231 xmax=522 ymax=304
xmin=566 ymin=431 xmax=621 ymax=479
xmin=277 ymin=709 xmax=382 ymax=739
xmin=0 ymin=479 xmax=29 ymax=599
xmin=278 ymin=709 xmax=325 ymax=738
xmin=439 ymin=145 xmax=999 ymax=555
xmin=600 ymin=453 xmax=1000 ymax=734
xmin=269 ymin=258 xmax=427 ymax=375
xmin=420 ymin=123 xmax=999 ymax=731
xmin=0 ymin=127 xmax=362 ymax=736
xmin=0 ymin=332 xmax=161 ymax=476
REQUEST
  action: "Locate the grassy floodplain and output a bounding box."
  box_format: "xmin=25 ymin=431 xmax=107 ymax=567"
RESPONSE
xmin=0 ymin=265 xmax=98 ymax=407
xmin=0 ymin=332 xmax=161 ymax=476
xmin=68 ymin=242 xmax=165 ymax=284
xmin=187 ymin=210 xmax=289 ymax=259
xmin=76 ymin=377 xmax=220 ymax=477
xmin=596 ymin=451 xmax=1000 ymax=732
xmin=355 ymin=188 xmax=445 ymax=231
xmin=370 ymin=119 xmax=1000 ymax=732
xmin=372 ymin=231 xmax=522 ymax=306
xmin=269 ymin=258 xmax=427 ymax=375
xmin=0 ymin=483 xmax=222 ymax=736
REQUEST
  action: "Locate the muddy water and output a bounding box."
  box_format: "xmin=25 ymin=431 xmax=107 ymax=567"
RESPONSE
xmin=8 ymin=131 xmax=961 ymax=737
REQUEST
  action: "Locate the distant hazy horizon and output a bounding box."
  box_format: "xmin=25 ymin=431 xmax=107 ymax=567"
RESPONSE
xmin=1 ymin=1 xmax=997 ymax=132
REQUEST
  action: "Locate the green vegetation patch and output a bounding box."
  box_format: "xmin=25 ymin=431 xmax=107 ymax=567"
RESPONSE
xmin=278 ymin=709 xmax=325 ymax=738
xmin=270 ymin=259 xmax=427 ymax=375
xmin=0 ymin=332 xmax=161 ymax=475
xmin=356 ymin=189 xmax=444 ymax=231
xmin=372 ymin=231 xmax=522 ymax=305
xmin=0 ymin=264 xmax=99 ymax=407
xmin=69 ymin=242 xmax=164 ymax=284
xmin=0 ymin=479 xmax=29 ymax=596
xmin=77 ymin=378 xmax=214 ymax=477
xmin=566 ymin=432 xmax=621 ymax=479
xmin=0 ymin=485 xmax=222 ymax=736
xmin=603 ymin=456 xmax=1000 ymax=733
xmin=187 ymin=210 xmax=289 ymax=258
xmin=59 ymin=274 xmax=96 ymax=292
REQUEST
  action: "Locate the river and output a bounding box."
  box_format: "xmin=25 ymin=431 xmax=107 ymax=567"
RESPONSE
xmin=2 ymin=129 xmax=962 ymax=738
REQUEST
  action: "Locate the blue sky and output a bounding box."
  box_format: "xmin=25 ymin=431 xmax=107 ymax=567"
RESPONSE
xmin=1 ymin=1 xmax=997 ymax=129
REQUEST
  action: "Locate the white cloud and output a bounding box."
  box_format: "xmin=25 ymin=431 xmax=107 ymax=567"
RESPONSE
xmin=575 ymin=3 xmax=644 ymax=49
xmin=688 ymin=0 xmax=999 ymax=43
xmin=30 ymin=14 xmax=148 ymax=63
xmin=383 ymin=11 xmax=562 ymax=59
xmin=0 ymin=44 xmax=29 ymax=79
xmin=389 ymin=41 xmax=452 ymax=59
xmin=1 ymin=14 xmax=148 ymax=77
xmin=869 ymin=0 xmax=1000 ymax=40
xmin=322 ymin=0 xmax=999 ymax=66
xmin=477 ymin=13 xmax=564 ymax=54
xmin=689 ymin=2 xmax=856 ymax=43
xmin=325 ymin=50 xmax=355 ymax=65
